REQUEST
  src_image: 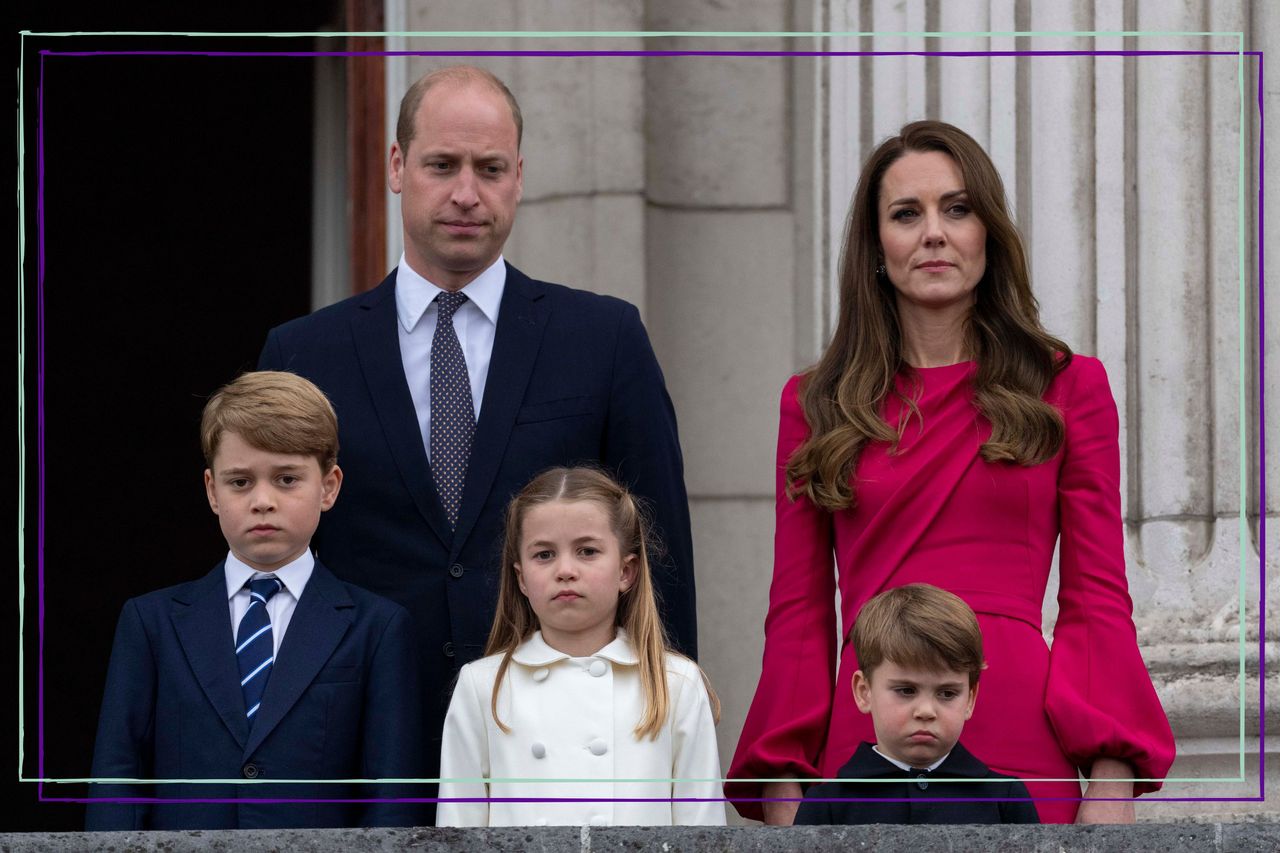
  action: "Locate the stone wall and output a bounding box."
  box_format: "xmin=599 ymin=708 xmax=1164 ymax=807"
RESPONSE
xmin=9 ymin=823 xmax=1280 ymax=852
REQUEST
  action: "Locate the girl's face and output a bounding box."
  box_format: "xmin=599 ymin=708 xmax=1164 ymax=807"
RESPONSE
xmin=515 ymin=499 xmax=637 ymax=657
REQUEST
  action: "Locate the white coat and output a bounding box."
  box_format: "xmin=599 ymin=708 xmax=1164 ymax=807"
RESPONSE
xmin=437 ymin=630 xmax=725 ymax=826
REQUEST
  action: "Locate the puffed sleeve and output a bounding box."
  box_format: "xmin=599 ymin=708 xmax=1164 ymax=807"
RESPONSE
xmin=726 ymin=375 xmax=837 ymax=819
xmin=1045 ymin=356 xmax=1175 ymax=794
xmin=669 ymin=660 xmax=727 ymax=825
xmin=436 ymin=662 xmax=491 ymax=827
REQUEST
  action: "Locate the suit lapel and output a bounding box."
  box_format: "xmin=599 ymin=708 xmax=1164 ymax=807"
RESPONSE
xmin=451 ymin=264 xmax=550 ymax=556
xmin=243 ymin=561 xmax=354 ymax=759
xmin=349 ymin=272 xmax=453 ymax=548
xmin=171 ymin=563 xmax=249 ymax=750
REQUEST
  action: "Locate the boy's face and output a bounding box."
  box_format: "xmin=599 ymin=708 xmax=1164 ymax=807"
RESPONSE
xmin=204 ymin=431 xmax=341 ymax=572
xmin=853 ymin=660 xmax=977 ymax=769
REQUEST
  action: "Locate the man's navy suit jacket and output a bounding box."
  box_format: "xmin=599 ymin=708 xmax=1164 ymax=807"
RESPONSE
xmin=257 ymin=263 xmax=697 ymax=765
xmin=794 ymin=741 xmax=1041 ymax=825
xmin=86 ymin=560 xmax=425 ymax=830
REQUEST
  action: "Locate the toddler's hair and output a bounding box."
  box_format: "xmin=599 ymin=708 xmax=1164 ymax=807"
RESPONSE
xmin=851 ymin=583 xmax=986 ymax=688
xmin=201 ymin=371 xmax=339 ymax=472
xmin=486 ymin=466 xmax=718 ymax=739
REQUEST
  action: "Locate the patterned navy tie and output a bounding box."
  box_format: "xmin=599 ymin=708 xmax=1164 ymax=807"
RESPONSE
xmin=236 ymin=576 xmax=284 ymax=725
xmin=430 ymin=291 xmax=476 ymax=528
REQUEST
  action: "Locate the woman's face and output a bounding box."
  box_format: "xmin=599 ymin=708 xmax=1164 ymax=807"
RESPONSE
xmin=877 ymin=150 xmax=987 ymax=313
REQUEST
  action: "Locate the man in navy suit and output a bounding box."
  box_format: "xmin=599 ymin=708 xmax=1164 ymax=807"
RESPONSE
xmin=258 ymin=66 xmax=697 ymax=789
xmin=87 ymin=371 xmax=424 ymax=830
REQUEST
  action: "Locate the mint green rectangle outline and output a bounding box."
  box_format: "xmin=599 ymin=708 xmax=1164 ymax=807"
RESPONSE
xmin=17 ymin=27 xmax=1258 ymax=792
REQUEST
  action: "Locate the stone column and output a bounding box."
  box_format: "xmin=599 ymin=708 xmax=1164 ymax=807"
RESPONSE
xmin=641 ymin=1 xmax=801 ymax=801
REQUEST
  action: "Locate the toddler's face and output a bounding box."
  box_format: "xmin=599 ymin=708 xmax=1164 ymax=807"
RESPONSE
xmin=515 ymin=499 xmax=636 ymax=657
xmin=853 ymin=660 xmax=977 ymax=769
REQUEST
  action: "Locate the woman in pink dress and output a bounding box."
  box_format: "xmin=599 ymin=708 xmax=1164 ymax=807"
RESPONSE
xmin=728 ymin=121 xmax=1174 ymax=824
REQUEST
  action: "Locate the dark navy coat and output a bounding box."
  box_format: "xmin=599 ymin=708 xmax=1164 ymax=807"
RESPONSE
xmin=257 ymin=263 xmax=697 ymax=779
xmin=86 ymin=560 xmax=424 ymax=830
xmin=795 ymin=741 xmax=1041 ymax=825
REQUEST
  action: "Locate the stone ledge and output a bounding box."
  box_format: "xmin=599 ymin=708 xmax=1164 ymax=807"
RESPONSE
xmin=4 ymin=823 xmax=1279 ymax=852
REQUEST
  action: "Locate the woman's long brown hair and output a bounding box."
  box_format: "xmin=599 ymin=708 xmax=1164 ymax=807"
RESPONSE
xmin=788 ymin=121 xmax=1072 ymax=511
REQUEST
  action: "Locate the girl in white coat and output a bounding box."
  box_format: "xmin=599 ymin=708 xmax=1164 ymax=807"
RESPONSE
xmin=437 ymin=467 xmax=725 ymax=827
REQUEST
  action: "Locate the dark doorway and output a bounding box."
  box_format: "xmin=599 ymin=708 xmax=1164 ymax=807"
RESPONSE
xmin=16 ymin=3 xmax=347 ymax=831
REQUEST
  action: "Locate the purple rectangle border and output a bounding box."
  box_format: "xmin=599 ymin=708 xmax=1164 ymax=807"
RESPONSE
xmin=24 ymin=44 xmax=1264 ymax=804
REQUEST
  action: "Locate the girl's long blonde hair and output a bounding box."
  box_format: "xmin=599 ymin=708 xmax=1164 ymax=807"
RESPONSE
xmin=485 ymin=466 xmax=719 ymax=739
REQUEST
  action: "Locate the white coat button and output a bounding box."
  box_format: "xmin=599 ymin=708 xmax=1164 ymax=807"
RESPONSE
xmin=589 ymin=815 xmax=608 ymax=827
xmin=531 ymin=742 xmax=546 ymax=759
xmin=588 ymin=738 xmax=608 ymax=756
xmin=588 ymin=659 xmax=608 ymax=677
xmin=532 ymin=668 xmax=549 ymax=682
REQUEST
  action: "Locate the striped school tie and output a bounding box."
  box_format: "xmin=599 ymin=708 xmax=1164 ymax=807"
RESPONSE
xmin=236 ymin=576 xmax=284 ymax=725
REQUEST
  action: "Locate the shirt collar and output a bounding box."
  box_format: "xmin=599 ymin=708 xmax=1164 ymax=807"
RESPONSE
xmin=394 ymin=253 xmax=506 ymax=333
xmin=224 ymin=548 xmax=314 ymax=602
xmin=510 ymin=629 xmax=640 ymax=667
xmin=872 ymin=743 xmax=951 ymax=773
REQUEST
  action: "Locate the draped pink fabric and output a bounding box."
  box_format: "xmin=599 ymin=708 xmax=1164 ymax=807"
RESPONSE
xmin=727 ymin=356 xmax=1174 ymax=823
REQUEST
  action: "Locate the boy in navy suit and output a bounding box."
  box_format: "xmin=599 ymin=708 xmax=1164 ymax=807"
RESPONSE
xmin=87 ymin=371 xmax=425 ymax=830
xmin=795 ymin=584 xmax=1039 ymax=825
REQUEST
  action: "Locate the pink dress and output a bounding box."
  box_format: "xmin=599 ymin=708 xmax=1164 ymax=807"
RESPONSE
xmin=728 ymin=356 xmax=1174 ymax=823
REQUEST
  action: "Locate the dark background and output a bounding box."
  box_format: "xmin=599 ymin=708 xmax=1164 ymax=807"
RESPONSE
xmin=16 ymin=1 xmax=345 ymax=831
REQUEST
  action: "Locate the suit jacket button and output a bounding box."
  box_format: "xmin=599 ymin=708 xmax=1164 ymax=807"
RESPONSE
xmin=531 ymin=742 xmax=546 ymax=759
xmin=588 ymin=738 xmax=608 ymax=756
xmin=916 ymin=773 xmax=928 ymax=790
xmin=242 ymin=763 xmax=260 ymax=779
xmin=442 ymin=641 xmax=455 ymax=658
xmin=449 ymin=563 xmax=465 ymax=578
xmin=588 ymin=659 xmax=608 ymax=677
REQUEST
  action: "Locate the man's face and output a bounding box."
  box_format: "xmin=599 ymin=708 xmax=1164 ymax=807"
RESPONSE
xmin=388 ymin=81 xmax=523 ymax=291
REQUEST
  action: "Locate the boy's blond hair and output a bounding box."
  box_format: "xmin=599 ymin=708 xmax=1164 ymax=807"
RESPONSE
xmin=851 ymin=584 xmax=986 ymax=688
xmin=200 ymin=371 xmax=339 ymax=472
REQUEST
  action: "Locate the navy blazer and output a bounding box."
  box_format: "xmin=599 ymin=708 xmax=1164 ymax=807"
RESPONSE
xmin=794 ymin=741 xmax=1041 ymax=825
xmin=86 ymin=560 xmax=425 ymax=830
xmin=257 ymin=264 xmax=697 ymax=765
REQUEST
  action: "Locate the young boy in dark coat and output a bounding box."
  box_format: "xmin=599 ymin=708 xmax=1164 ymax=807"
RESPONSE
xmin=795 ymin=584 xmax=1040 ymax=825
xmin=87 ymin=371 xmax=425 ymax=830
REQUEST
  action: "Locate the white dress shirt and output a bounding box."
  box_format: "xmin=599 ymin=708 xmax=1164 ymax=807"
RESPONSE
xmin=395 ymin=253 xmax=505 ymax=460
xmin=872 ymin=743 xmax=950 ymax=773
xmin=224 ymin=549 xmax=314 ymax=657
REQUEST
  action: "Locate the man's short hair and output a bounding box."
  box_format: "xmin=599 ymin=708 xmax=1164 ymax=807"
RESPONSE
xmin=851 ymin=584 xmax=986 ymax=688
xmin=396 ymin=65 xmax=524 ymax=154
xmin=200 ymin=371 xmax=339 ymax=472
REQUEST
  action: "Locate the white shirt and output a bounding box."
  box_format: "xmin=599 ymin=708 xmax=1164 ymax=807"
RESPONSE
xmin=872 ymin=743 xmax=950 ymax=773
xmin=224 ymin=549 xmax=314 ymax=657
xmin=395 ymin=253 xmax=505 ymax=460
xmin=438 ymin=630 xmax=726 ymax=827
